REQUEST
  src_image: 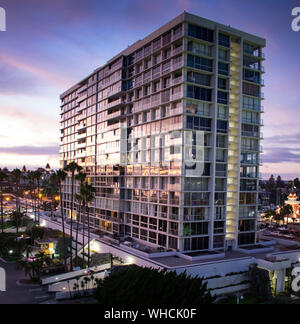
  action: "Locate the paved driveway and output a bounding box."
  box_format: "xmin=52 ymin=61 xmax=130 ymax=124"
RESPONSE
xmin=0 ymin=260 xmax=54 ymax=304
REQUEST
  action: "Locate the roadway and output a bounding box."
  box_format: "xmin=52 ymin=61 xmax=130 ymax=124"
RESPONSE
xmin=0 ymin=259 xmax=55 ymax=304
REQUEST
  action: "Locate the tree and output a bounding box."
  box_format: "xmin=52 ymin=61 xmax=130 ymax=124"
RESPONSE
xmin=11 ymin=168 xmax=22 ymax=212
xmin=17 ymin=251 xmax=52 ymax=283
xmin=249 ymin=264 xmax=272 ymax=303
xmin=11 ymin=211 xmax=25 ymax=234
xmin=33 ymin=170 xmax=43 ymax=225
xmin=56 ymin=237 xmax=72 ymax=263
xmin=280 ymin=204 xmax=294 ymax=225
xmin=276 ymin=176 xmax=285 ymax=188
xmin=263 ymin=209 xmax=277 ymax=221
xmin=0 ymin=170 xmax=8 ymax=234
xmin=74 ymin=172 xmax=86 ymax=267
xmin=52 ymin=170 xmax=67 ymax=271
xmin=75 ymin=194 xmax=83 ymax=267
xmin=64 ymin=162 xmax=82 ymax=271
xmin=294 ymin=178 xmax=300 ymax=189
xmin=79 ymin=182 xmax=96 ymax=267
xmin=27 ymin=171 xmax=37 ymax=222
xmin=94 ymin=266 xmax=215 ymax=305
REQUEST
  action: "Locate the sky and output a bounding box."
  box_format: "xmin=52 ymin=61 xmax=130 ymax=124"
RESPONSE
xmin=0 ymin=0 xmax=299 ymax=179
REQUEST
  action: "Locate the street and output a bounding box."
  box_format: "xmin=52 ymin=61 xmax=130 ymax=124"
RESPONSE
xmin=0 ymin=259 xmax=54 ymax=304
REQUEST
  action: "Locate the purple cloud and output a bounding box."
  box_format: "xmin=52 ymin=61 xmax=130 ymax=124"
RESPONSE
xmin=0 ymin=146 xmax=59 ymax=156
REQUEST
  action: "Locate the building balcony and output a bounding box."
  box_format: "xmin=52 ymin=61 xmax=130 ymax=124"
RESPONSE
xmin=76 ymin=142 xmax=86 ymax=149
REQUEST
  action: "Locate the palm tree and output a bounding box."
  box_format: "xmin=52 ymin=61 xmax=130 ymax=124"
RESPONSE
xmin=74 ymin=172 xmax=86 ymax=267
xmin=75 ymin=194 xmax=83 ymax=267
xmin=0 ymin=170 xmax=7 ymax=234
xmin=11 ymin=168 xmax=22 ymax=212
xmin=64 ymin=162 xmax=82 ymax=271
xmin=44 ymin=177 xmax=58 ymax=218
xmin=79 ymin=182 xmax=96 ymax=267
xmin=33 ymin=171 xmax=43 ymax=225
xmin=11 ymin=211 xmax=24 ymax=234
xmin=27 ymin=171 xmax=37 ymax=222
xmin=51 ymin=170 xmax=68 ymax=271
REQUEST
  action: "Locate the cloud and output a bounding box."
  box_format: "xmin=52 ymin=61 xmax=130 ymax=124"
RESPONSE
xmin=263 ymin=147 xmax=300 ymax=164
xmin=0 ymin=62 xmax=43 ymax=95
xmin=0 ymin=145 xmax=59 ymax=156
xmin=0 ymin=54 xmax=74 ymax=89
xmin=265 ymin=133 xmax=300 ymax=145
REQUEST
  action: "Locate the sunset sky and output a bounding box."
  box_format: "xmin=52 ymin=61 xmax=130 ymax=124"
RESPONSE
xmin=0 ymin=0 xmax=299 ymax=179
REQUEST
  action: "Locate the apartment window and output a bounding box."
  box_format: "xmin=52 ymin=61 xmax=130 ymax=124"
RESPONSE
xmin=238 ymin=232 xmax=255 ymax=245
xmin=240 ymin=192 xmax=257 ymax=205
xmin=187 ymin=54 xmax=213 ymax=72
xmin=186 ymin=101 xmax=210 ymax=117
xmin=242 ymin=111 xmax=259 ymax=124
xmin=243 ymin=96 xmax=261 ymax=111
xmin=239 ymin=206 xmax=256 ymax=218
xmin=188 ymin=24 xmax=214 ymax=43
xmin=169 ymin=237 xmax=178 ymax=250
xmin=216 ymin=135 xmax=227 ymax=148
xmin=153 ymin=38 xmax=161 ymax=51
xmin=240 ymin=179 xmax=257 ymax=191
xmin=184 ymin=178 xmax=209 ymax=191
xmin=153 ymin=81 xmax=160 ymax=93
xmin=215 ymin=192 xmax=226 ymax=205
xmin=217 ymin=91 xmax=228 ymax=105
xmin=244 ymin=56 xmax=261 ymax=71
xmin=218 ymin=78 xmax=227 ymax=90
xmin=214 ymin=221 xmax=225 ymax=234
xmin=183 ymin=222 xmax=209 ymax=236
xmin=240 ymin=152 xmax=259 ymax=165
xmin=217 ymin=105 xmax=228 ymax=119
xmin=163 ymin=48 xmax=172 ymax=60
xmin=144 ymin=44 xmax=151 ymax=57
xmin=217 ymin=120 xmax=228 ymax=133
xmin=187 ymin=41 xmax=212 ymax=57
xmin=153 ymin=54 xmax=161 ymax=65
xmin=239 ymin=219 xmax=256 ymax=232
xmin=216 ymin=149 xmax=226 ymax=162
xmin=218 ymin=62 xmax=229 ymax=76
xmin=187 ymin=71 xmax=211 ymax=86
xmin=184 ymin=237 xmax=209 ymax=251
xmin=218 ymin=48 xmax=228 ymax=61
xmin=219 ymin=33 xmax=230 ymax=47
xmin=162 ymin=31 xmax=172 ymax=46
xmin=187 ymin=85 xmax=212 ymax=102
xmin=186 ymin=116 xmax=212 ymax=131
xmin=240 ymin=166 xmax=258 ymax=178
xmin=242 ymin=124 xmax=259 ymax=137
xmin=243 ymin=69 xmax=260 ymax=84
xmin=144 ymin=58 xmax=151 ymax=70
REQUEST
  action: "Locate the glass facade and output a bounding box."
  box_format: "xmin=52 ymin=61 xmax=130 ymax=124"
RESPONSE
xmin=60 ymin=15 xmax=265 ymax=253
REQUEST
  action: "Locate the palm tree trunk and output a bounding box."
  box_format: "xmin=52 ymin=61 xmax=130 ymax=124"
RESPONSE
xmin=82 ymin=206 xmax=85 ymax=265
xmin=70 ymin=174 xmax=75 ymax=271
xmin=87 ymin=205 xmax=90 ymax=268
xmin=75 ymin=203 xmax=81 ymax=267
xmin=59 ymin=183 xmax=67 ymax=272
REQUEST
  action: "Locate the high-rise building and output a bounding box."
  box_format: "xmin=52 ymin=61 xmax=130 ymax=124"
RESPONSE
xmin=60 ymin=12 xmax=265 ymax=253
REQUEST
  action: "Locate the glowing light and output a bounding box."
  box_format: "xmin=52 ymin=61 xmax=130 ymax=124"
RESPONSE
xmin=126 ymin=257 xmax=135 ymax=265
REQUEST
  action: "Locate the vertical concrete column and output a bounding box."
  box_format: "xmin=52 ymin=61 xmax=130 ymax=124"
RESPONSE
xmin=275 ymin=268 xmax=286 ymax=294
